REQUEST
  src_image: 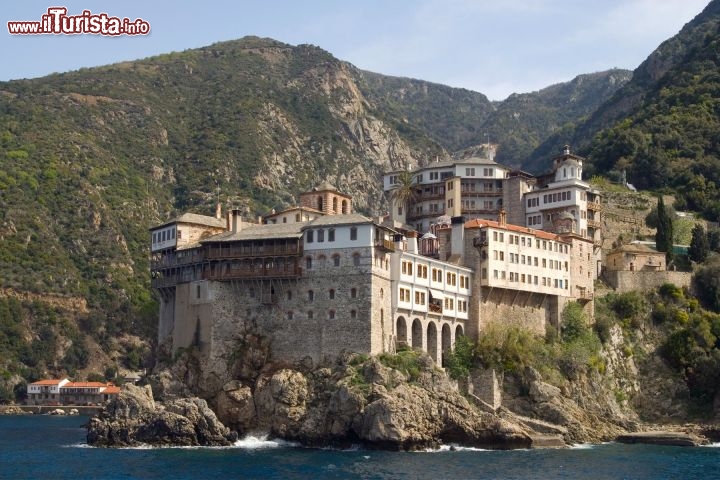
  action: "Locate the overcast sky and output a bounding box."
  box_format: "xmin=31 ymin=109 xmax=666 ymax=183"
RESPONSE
xmin=1 ymin=0 xmax=711 ymax=100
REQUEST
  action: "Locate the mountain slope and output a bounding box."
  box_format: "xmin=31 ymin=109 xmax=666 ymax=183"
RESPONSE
xmin=527 ymin=0 xmax=720 ymax=203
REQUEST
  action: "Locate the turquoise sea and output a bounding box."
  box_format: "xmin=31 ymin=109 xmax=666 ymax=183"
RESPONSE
xmin=1 ymin=415 xmax=719 ymax=479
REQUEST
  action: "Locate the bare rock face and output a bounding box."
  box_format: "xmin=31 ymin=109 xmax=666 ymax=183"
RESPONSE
xmin=87 ymin=384 xmax=237 ymax=447
xmin=240 ymin=354 xmax=532 ymax=450
xmin=216 ymin=380 xmax=257 ymax=432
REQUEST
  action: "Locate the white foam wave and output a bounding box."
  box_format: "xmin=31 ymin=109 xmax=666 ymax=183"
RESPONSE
xmin=569 ymin=443 xmax=595 ymax=449
xmin=700 ymin=442 xmax=720 ymax=448
xmin=421 ymin=444 xmax=490 ymax=453
xmin=234 ymin=435 xmax=299 ymax=450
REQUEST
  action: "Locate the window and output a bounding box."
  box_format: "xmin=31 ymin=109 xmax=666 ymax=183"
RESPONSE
xmin=329 ymin=289 xmax=335 ymax=299
xmin=432 ymin=268 xmax=441 ymax=282
xmin=329 ymin=310 xmax=335 ymax=320
xmin=308 ymin=290 xmax=314 ymax=302
xmin=353 ymin=253 xmax=361 ymax=267
xmin=350 ymin=227 xmax=358 ymax=240
xmin=308 ymin=311 xmax=313 ymax=320
xmin=350 ymin=310 xmax=357 ymax=320
xmin=287 ymin=311 xmax=293 ymax=320
xmin=351 ymin=288 xmax=357 ymax=299
xmin=465 ymin=168 xmax=475 ymax=176
xmin=399 ymin=288 xmax=410 ymax=302
xmin=402 ymin=261 xmax=413 ymax=276
xmin=415 ymin=291 xmax=426 ymax=305
xmin=444 ymin=298 xmax=454 ymax=310
xmin=162 ymin=231 xmax=166 ymax=241
xmin=333 ymin=255 xmax=340 ymax=267
xmin=318 ymin=229 xmax=325 ymax=242
xmin=306 ymin=257 xmax=312 ymax=270
xmin=196 ymin=284 xmax=201 ymax=299
xmin=493 ymin=270 xmax=498 ymax=279
xmin=306 ymin=230 xmax=314 ymax=243
xmin=171 ymin=228 xmax=176 ymax=239
xmin=328 ymin=229 xmax=335 ymax=242
xmin=417 ymin=265 xmax=428 ymax=279
xmin=286 ymin=291 xmax=292 ymax=300
xmin=446 ymin=272 xmax=457 ymax=286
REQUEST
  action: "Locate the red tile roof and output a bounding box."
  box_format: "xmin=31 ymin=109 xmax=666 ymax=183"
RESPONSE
xmin=463 ymin=219 xmax=567 ymax=242
xmin=30 ymin=379 xmax=67 ymax=385
xmin=64 ymin=382 xmax=107 ymax=388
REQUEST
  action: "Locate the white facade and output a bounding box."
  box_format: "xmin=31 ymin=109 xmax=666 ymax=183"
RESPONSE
xmin=391 ymin=250 xmax=472 ymax=320
xmin=472 ymin=221 xmax=571 ymax=296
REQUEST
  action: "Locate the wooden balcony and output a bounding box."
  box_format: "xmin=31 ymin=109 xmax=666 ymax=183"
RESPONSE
xmin=206 ymin=243 xmax=300 ymax=260
xmin=374 ymin=239 xmax=396 ymax=252
xmin=587 ymin=201 xmax=602 ymax=211
xmin=587 ymin=219 xmax=602 ymax=229
xmin=429 ymin=303 xmax=442 ymax=314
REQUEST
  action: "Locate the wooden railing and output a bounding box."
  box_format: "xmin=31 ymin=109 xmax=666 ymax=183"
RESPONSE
xmin=587 ymin=201 xmax=602 ymax=211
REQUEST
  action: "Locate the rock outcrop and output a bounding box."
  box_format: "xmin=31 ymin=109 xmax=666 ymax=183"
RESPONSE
xmin=215 ymin=353 xmax=532 ymax=450
xmin=87 ymin=384 xmax=237 ymax=447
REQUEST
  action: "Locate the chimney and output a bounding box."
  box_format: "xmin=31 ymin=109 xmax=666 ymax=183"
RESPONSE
xmin=451 ymin=216 xmax=465 ymax=260
xmin=406 ymin=230 xmax=418 ymax=254
xmin=227 ymin=208 xmax=242 ymax=233
xmin=498 ymin=208 xmax=507 ymax=227
xmin=215 ymin=202 xmax=222 ymax=220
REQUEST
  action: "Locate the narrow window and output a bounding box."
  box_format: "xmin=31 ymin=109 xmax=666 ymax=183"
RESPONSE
xmin=308 ymin=290 xmax=314 ymax=302
xmin=353 ymin=254 xmax=360 ymax=267
xmin=318 ymin=229 xmax=325 ymax=242
xmin=351 ymin=288 xmax=357 ymax=299
xmin=328 ymin=228 xmax=335 ymax=242
xmin=350 ymin=227 xmax=358 ymax=241
xmin=306 ymin=230 xmax=314 ymax=243
xmin=329 ymin=289 xmax=335 ymax=299
xmin=333 ymin=255 xmax=340 ymax=267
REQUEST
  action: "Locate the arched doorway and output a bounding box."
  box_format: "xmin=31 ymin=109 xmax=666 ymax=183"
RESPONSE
xmin=455 ymin=325 xmax=464 ymax=339
xmin=427 ymin=322 xmax=438 ymax=364
xmin=396 ymin=316 xmax=408 ymax=348
xmin=441 ymin=323 xmax=452 ymax=367
xmin=411 ymin=319 xmax=423 ymax=350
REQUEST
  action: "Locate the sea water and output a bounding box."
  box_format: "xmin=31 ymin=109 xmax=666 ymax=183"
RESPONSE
xmin=1 ymin=415 xmax=719 ymax=479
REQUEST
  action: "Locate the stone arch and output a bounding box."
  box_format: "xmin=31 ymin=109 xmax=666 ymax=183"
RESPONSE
xmin=333 ymin=197 xmax=338 ymax=213
xmin=427 ymin=322 xmax=438 ymax=364
xmin=342 ymin=199 xmax=348 ymax=214
xmin=396 ymin=316 xmax=408 ymax=347
xmin=455 ymin=324 xmax=464 ymax=339
xmin=441 ymin=323 xmax=452 ymax=367
xmin=411 ymin=318 xmax=423 ymax=350
xmin=317 ymin=196 xmax=323 ymax=212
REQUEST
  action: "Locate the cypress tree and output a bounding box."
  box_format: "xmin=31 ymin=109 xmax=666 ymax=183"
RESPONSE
xmin=689 ymin=223 xmax=709 ymax=263
xmin=655 ymin=195 xmax=674 ymax=263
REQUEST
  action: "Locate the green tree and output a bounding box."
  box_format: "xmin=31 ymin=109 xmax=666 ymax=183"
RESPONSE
xmin=655 ymin=195 xmax=674 ymax=263
xmin=389 ymin=170 xmax=419 ymax=221
xmin=707 ymin=228 xmax=720 ymax=253
xmin=689 ymin=223 xmax=709 ymax=263
xmin=692 ymin=255 xmax=720 ymax=312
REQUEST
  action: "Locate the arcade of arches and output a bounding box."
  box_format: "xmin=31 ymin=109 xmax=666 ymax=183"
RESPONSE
xmin=395 ymin=316 xmax=464 ymax=366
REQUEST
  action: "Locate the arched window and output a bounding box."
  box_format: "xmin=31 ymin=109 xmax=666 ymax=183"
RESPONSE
xmin=308 ymin=290 xmax=314 ymax=302
xmin=329 ymin=310 xmax=335 ymax=320
xmin=333 ymin=255 xmax=340 ymax=267
xmin=317 ymin=197 xmax=323 ymax=211
xmin=333 ymin=197 xmax=338 ymax=213
xmin=342 ymin=200 xmax=348 ymax=214
xmin=350 ymin=310 xmax=356 ymax=319
xmin=329 ymin=289 xmax=335 ymax=299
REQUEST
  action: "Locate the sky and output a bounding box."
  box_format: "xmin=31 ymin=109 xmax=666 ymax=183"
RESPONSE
xmin=1 ymin=0 xmax=711 ymax=101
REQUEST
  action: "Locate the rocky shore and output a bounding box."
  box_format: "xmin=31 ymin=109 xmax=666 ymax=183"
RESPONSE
xmin=86 ymin=350 xmax=720 ymax=450
xmin=87 ymin=384 xmax=237 ymax=447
